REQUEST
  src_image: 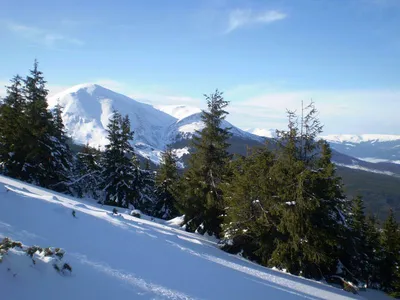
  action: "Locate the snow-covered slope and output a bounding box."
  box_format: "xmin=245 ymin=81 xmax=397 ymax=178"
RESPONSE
xmin=246 ymin=128 xmax=277 ymax=138
xmin=156 ymin=105 xmax=202 ymax=121
xmin=0 ymin=175 xmax=388 ymax=300
xmin=166 ymin=112 xmax=264 ymax=143
xmin=48 ymin=84 xmax=176 ymax=149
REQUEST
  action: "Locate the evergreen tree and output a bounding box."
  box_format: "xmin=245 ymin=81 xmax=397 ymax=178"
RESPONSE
xmin=179 ymin=90 xmax=232 ymax=237
xmin=269 ymin=103 xmax=347 ymax=279
xmin=348 ymin=196 xmax=369 ymax=282
xmin=222 ymin=148 xmax=278 ymax=265
xmin=380 ymin=209 xmax=400 ymax=295
xmin=144 ymin=158 xmax=151 ymax=170
xmin=154 ymin=147 xmax=180 ymax=219
xmin=22 ymin=60 xmax=56 ymax=186
xmin=99 ymin=111 xmax=137 ymax=208
xmin=364 ymin=215 xmax=382 ymax=288
xmin=47 ymin=103 xmax=73 ymax=193
xmin=0 ymin=75 xmax=28 ymax=178
xmin=73 ymin=143 xmax=102 ymax=198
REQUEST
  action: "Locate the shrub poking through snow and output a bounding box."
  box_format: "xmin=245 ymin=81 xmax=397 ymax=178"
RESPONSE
xmin=72 ymin=210 xmax=76 ymax=218
xmin=0 ymin=237 xmax=70 ymax=275
xmin=112 ymin=208 xmax=118 ymax=215
xmin=130 ymin=209 xmax=141 ymax=218
xmin=0 ymin=237 xmax=23 ymax=262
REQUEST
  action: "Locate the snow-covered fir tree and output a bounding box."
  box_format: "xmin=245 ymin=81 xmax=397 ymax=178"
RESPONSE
xmin=99 ymin=111 xmax=139 ymax=208
xmin=72 ymin=143 xmax=102 ymax=198
xmin=0 ymin=75 xmax=28 ymax=178
xmin=154 ymin=146 xmax=180 ymax=219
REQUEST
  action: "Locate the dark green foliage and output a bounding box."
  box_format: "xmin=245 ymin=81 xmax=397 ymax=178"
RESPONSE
xmin=179 ymin=90 xmax=232 ymax=237
xmin=222 ymin=148 xmax=278 ymax=265
xmin=346 ymin=196 xmax=370 ymax=283
xmin=0 ymin=75 xmax=28 ymax=178
xmin=380 ymin=209 xmax=400 ymax=295
xmin=73 ymin=143 xmax=102 ymax=198
xmin=268 ymin=104 xmax=347 ymax=278
xmin=0 ymin=60 xmax=73 ymax=191
xmin=100 ymin=111 xmax=138 ymax=208
xmin=154 ymin=147 xmax=180 ymax=219
xmin=224 ymin=102 xmax=351 ymax=280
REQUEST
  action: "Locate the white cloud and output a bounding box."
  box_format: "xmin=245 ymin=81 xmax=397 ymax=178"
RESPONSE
xmin=225 ymin=89 xmax=400 ymax=135
xmin=6 ymin=22 xmax=84 ymax=47
xmin=225 ymin=9 xmax=287 ymax=33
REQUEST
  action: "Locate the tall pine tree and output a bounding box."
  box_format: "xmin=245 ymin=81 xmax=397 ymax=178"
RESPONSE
xmin=99 ymin=110 xmax=137 ymax=208
xmin=269 ymin=103 xmax=347 ymax=279
xmin=380 ymin=209 xmax=400 ymax=295
xmin=0 ymin=75 xmax=28 ymax=178
xmin=73 ymin=143 xmax=102 ymax=198
xmin=23 ymin=60 xmax=57 ymax=186
xmin=154 ymin=146 xmax=180 ymax=219
xmin=179 ymin=90 xmax=232 ymax=237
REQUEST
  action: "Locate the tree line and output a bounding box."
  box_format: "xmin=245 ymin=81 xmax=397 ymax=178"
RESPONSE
xmin=1 ymin=62 xmax=400 ymax=296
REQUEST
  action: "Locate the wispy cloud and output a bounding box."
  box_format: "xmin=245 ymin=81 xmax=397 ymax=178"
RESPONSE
xmin=6 ymin=22 xmax=84 ymax=47
xmin=225 ymin=9 xmax=287 ymax=33
xmin=225 ymin=88 xmax=400 ymax=134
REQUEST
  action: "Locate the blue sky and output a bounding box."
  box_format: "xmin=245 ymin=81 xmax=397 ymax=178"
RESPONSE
xmin=1 ymin=0 xmax=399 ymax=134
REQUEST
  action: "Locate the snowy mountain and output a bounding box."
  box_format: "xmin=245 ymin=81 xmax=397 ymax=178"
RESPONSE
xmin=48 ymin=84 xmax=176 ymax=150
xmin=155 ymin=105 xmax=201 ymax=121
xmin=321 ymin=135 xmax=400 ymax=164
xmin=249 ymin=129 xmax=400 ymax=165
xmin=49 ymin=84 xmax=263 ymax=164
xmin=246 ymin=128 xmax=278 ymax=138
xmin=321 ymin=134 xmax=400 ymax=144
xmin=0 ymin=175 xmax=387 ymax=300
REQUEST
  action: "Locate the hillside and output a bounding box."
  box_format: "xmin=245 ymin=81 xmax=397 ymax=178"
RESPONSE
xmin=0 ymin=175 xmax=386 ymax=300
xmin=337 ymin=166 xmax=400 ymax=221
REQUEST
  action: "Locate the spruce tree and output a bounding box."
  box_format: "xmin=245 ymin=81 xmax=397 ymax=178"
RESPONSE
xmin=348 ymin=195 xmax=369 ymax=282
xmin=222 ymin=148 xmax=278 ymax=264
xmin=23 ymin=60 xmax=56 ymax=186
xmin=0 ymin=75 xmax=28 ymax=178
xmin=73 ymin=143 xmax=102 ymax=198
xmin=99 ymin=110 xmax=137 ymax=208
xmin=380 ymin=209 xmax=400 ymax=295
xmin=179 ymin=90 xmax=232 ymax=237
xmin=154 ymin=147 xmax=180 ymax=219
xmin=47 ymin=103 xmax=73 ymax=193
xmin=364 ymin=215 xmax=382 ymax=288
xmin=269 ymin=103 xmax=347 ymax=279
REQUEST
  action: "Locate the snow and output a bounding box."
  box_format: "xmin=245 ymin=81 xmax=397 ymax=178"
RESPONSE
xmin=48 ymin=84 xmax=263 ymax=165
xmin=48 ymin=83 xmax=176 ymax=155
xmin=357 ymin=157 xmax=400 ymax=165
xmin=155 ymin=105 xmax=202 ymax=121
xmin=246 ymin=128 xmax=278 ymax=138
xmin=0 ymin=175 xmax=388 ymax=299
xmin=321 ymin=134 xmax=400 ymax=144
xmin=174 ymin=147 xmax=190 ymax=158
